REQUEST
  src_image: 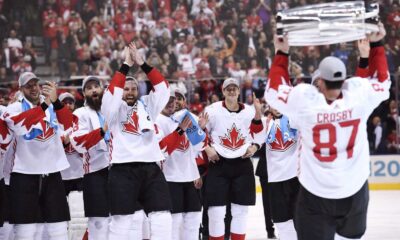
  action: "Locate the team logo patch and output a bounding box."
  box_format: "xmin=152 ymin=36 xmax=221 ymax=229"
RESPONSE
xmin=35 ymin=122 xmax=56 ymax=142
xmin=122 ymin=109 xmax=140 ymax=135
xmin=267 ymin=126 xmax=296 ymax=151
xmin=219 ymin=123 xmax=246 ymax=151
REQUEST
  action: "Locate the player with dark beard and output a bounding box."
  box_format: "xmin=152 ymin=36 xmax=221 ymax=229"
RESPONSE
xmin=70 ymin=76 xmax=111 ymax=240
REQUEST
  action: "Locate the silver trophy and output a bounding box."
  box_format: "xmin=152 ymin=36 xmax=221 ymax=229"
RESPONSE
xmin=276 ymin=1 xmax=380 ymax=46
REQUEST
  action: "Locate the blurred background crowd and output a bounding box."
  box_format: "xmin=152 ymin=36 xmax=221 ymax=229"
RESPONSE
xmin=0 ymin=0 xmax=398 ymax=154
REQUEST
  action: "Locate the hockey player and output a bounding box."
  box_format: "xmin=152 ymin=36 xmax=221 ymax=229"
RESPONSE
xmin=59 ymin=92 xmax=87 ymax=240
xmin=102 ymin=43 xmax=172 ymax=240
xmin=253 ymin=105 xmax=299 ymax=240
xmin=265 ymin=23 xmax=389 ymax=240
xmin=60 ymin=92 xmax=84 ymax=195
xmin=3 ymin=72 xmax=73 ymax=240
xmin=70 ymin=76 xmax=110 ymax=240
xmin=203 ymin=77 xmax=263 ymax=240
xmin=156 ymin=89 xmax=207 ymax=240
xmin=0 ymin=103 xmax=11 ymax=230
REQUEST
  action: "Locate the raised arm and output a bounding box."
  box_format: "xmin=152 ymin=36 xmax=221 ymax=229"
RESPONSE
xmin=101 ymin=44 xmax=135 ymax=124
xmin=264 ymin=35 xmax=296 ymax=118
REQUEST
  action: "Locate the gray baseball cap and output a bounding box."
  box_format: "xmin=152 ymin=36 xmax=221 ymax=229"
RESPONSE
xmin=82 ymin=76 xmax=101 ymax=90
xmin=126 ymin=75 xmax=139 ymax=86
xmin=59 ymin=92 xmax=75 ymax=102
xmin=317 ymin=56 xmax=346 ymax=82
xmin=18 ymin=72 xmax=39 ymax=87
xmin=222 ymin=78 xmax=240 ymax=89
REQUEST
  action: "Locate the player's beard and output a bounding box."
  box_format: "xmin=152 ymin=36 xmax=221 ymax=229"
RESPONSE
xmin=86 ymin=93 xmax=103 ymax=111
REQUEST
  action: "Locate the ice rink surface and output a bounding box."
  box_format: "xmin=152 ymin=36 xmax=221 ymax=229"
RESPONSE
xmin=247 ymin=190 xmax=400 ymax=240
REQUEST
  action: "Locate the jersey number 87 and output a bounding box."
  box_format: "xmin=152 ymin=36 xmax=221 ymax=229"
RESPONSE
xmin=312 ymin=119 xmax=361 ymax=162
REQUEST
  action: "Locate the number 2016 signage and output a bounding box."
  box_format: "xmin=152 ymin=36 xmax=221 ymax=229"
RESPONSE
xmin=369 ymin=155 xmax=400 ymax=190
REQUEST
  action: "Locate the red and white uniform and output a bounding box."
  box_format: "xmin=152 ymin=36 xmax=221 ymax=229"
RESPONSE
xmin=0 ymin=105 xmax=12 ymax=181
xmin=265 ymin=46 xmax=390 ymax=198
xmin=254 ymin=117 xmax=298 ymax=182
xmin=101 ymin=67 xmax=170 ymax=164
xmin=60 ymin=130 xmax=83 ymax=180
xmin=3 ymin=97 xmax=73 ymax=174
xmin=156 ymin=110 xmax=206 ymax=182
xmin=205 ymin=101 xmax=260 ymax=158
xmin=70 ymin=107 xmax=109 ymax=174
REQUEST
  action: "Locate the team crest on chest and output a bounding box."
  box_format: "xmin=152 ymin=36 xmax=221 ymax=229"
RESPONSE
xmin=122 ymin=109 xmax=140 ymax=135
xmin=219 ymin=123 xmax=246 ymax=151
xmin=267 ymin=126 xmax=296 ymax=151
xmin=35 ymin=121 xmax=56 ymax=142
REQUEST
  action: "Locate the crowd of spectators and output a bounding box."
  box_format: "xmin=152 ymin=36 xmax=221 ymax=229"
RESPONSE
xmin=0 ymin=0 xmax=399 ymax=153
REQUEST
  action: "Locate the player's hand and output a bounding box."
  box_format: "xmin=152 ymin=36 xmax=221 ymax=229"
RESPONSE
xmin=368 ymin=22 xmax=386 ymax=43
xmin=357 ymin=38 xmax=370 ymax=58
xmin=123 ymin=46 xmax=134 ymax=67
xmin=194 ymin=178 xmax=203 ymax=189
xmin=129 ymin=42 xmax=144 ymax=66
xmin=242 ymin=144 xmax=258 ymax=158
xmin=273 ymin=34 xmax=289 ymax=54
xmin=198 ymin=112 xmax=209 ymax=130
xmin=205 ymin=146 xmax=219 ymax=162
xmin=42 ymin=81 xmax=58 ymax=104
xmin=179 ymin=115 xmax=192 ymax=132
xmin=253 ymin=92 xmax=262 ymax=120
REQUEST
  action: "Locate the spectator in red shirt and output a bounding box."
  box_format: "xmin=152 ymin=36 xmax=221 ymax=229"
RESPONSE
xmin=190 ymin=92 xmax=205 ymax=115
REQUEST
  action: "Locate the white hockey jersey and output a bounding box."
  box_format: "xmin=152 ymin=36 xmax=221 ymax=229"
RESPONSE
xmin=60 ymin=132 xmax=84 ymax=180
xmin=2 ymin=139 xmax=16 ymax=185
xmin=101 ymin=65 xmax=170 ymax=164
xmin=265 ymin=46 xmax=391 ymax=198
xmin=156 ymin=110 xmax=205 ymax=182
xmin=70 ymin=106 xmax=110 ymax=174
xmin=205 ymin=101 xmax=259 ymax=159
xmin=254 ymin=116 xmax=298 ymax=182
xmin=3 ymin=96 xmax=72 ymax=174
xmin=0 ymin=105 xmax=12 ymax=181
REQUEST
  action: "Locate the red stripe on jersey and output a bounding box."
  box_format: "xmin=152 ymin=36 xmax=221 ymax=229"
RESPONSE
xmin=355 ymin=67 xmax=369 ymax=78
xmin=147 ymin=68 xmax=168 ymax=87
xmin=369 ymin=46 xmax=389 ymax=83
xmin=268 ymin=54 xmax=290 ymax=91
xmin=0 ymin=118 xmax=10 ymax=140
xmin=250 ymin=121 xmax=263 ymax=134
xmin=10 ymin=106 xmax=46 ymax=130
xmin=108 ymin=71 xmax=126 ymax=94
xmin=73 ymin=128 xmax=104 ymax=150
xmin=55 ymin=105 xmax=73 ymax=130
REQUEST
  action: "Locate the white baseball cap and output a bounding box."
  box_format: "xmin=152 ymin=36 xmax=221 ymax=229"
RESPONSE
xmin=222 ymin=78 xmax=240 ymax=89
xmin=18 ymin=72 xmax=39 ymax=87
xmin=59 ymin=92 xmax=75 ymax=102
xmin=174 ymin=88 xmax=186 ymax=99
xmin=317 ymin=56 xmax=347 ymax=82
xmin=82 ymin=76 xmax=101 ymax=90
xmin=311 ymin=69 xmax=321 ymax=85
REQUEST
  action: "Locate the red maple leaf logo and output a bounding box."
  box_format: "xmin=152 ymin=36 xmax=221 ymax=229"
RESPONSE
xmin=219 ymin=124 xmax=246 ymax=151
xmin=35 ymin=122 xmax=56 ymax=142
xmin=267 ymin=126 xmax=296 ymax=151
xmin=122 ymin=109 xmax=140 ymax=135
xmin=176 ymin=136 xmax=190 ymax=152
